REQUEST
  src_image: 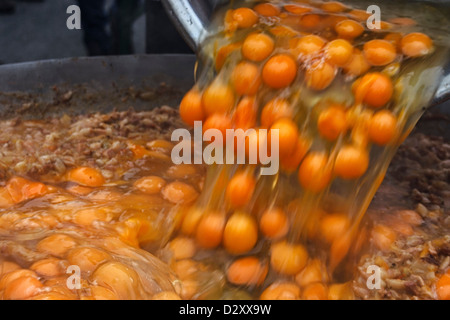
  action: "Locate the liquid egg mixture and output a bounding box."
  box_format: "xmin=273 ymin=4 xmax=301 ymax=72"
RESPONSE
xmin=0 ymin=1 xmax=449 ymax=300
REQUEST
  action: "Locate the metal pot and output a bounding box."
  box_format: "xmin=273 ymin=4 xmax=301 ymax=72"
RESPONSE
xmin=161 ymin=0 xmax=450 ymax=107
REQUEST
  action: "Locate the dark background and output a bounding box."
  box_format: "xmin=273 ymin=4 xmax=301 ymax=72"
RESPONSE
xmin=0 ymin=0 xmax=192 ymax=65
